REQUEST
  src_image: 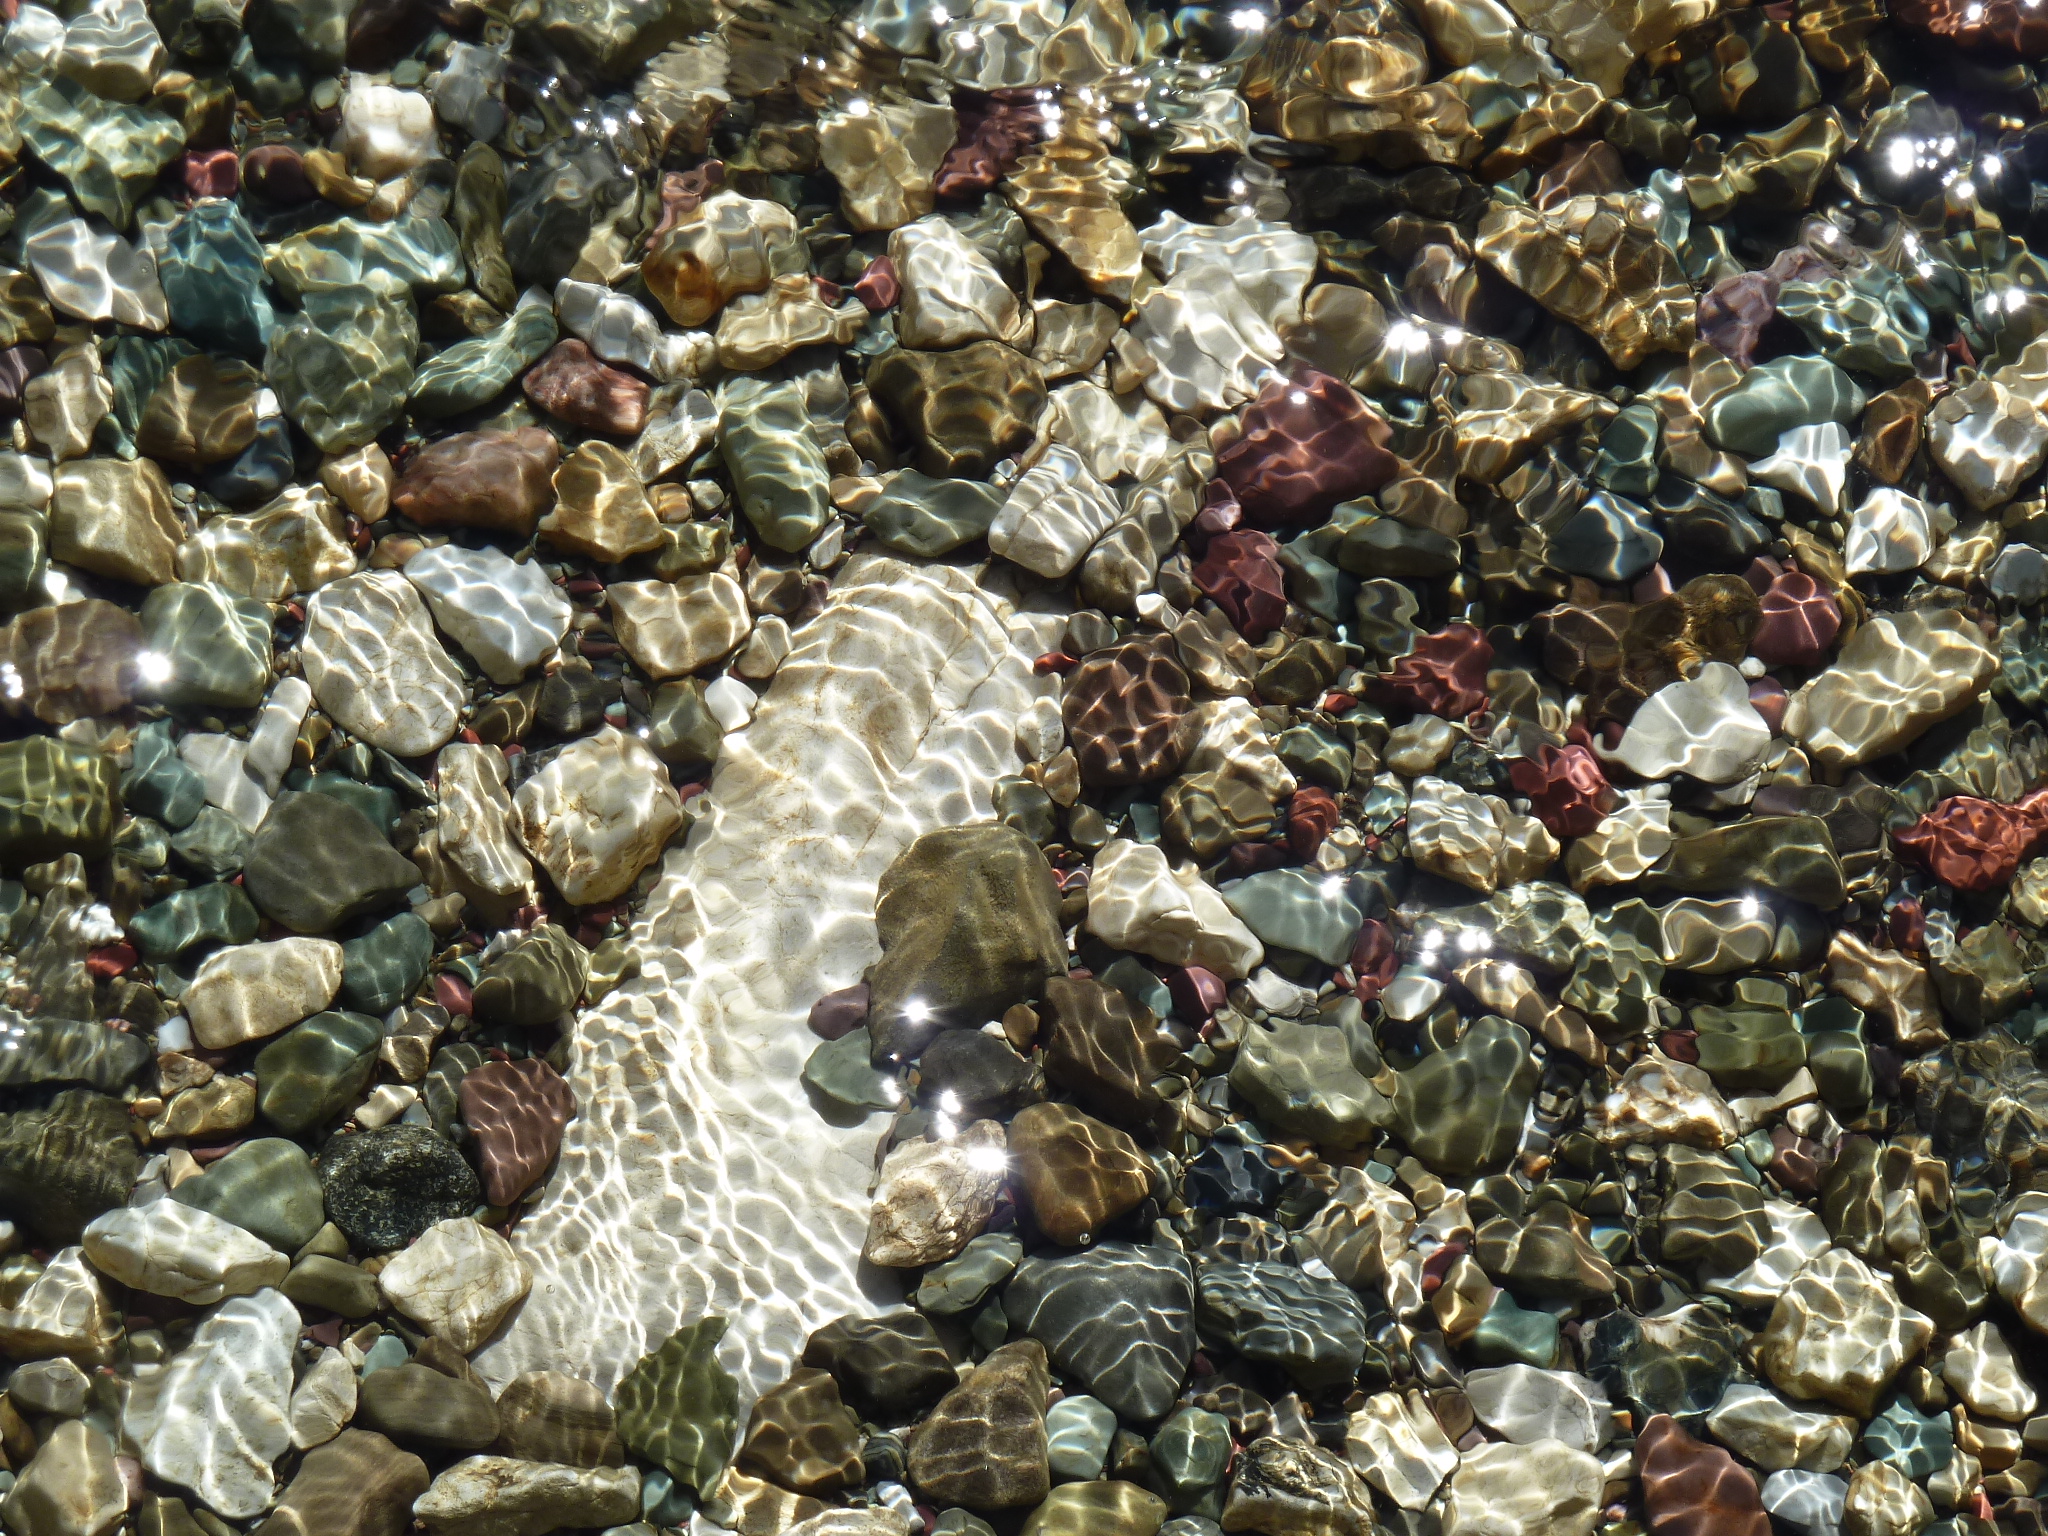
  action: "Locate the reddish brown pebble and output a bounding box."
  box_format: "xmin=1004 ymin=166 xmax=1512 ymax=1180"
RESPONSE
xmin=1214 ymin=369 xmax=1399 ymax=527
xmin=459 ymin=1056 xmax=578 ymax=1208
xmin=1193 ymin=529 xmax=1289 ymax=641
xmin=1061 ymin=635 xmax=1197 ymax=786
xmin=1367 ymin=622 xmax=1493 ymax=718
xmin=1350 ymin=920 xmax=1399 ymax=1000
xmin=1750 ymin=571 xmax=1840 ymax=668
xmin=808 ymin=983 xmax=869 ymax=1042
xmin=393 ymin=427 xmax=561 ymax=537
xmin=182 ymin=148 xmax=239 ymax=199
xmin=933 ymin=89 xmax=1052 ymax=198
xmin=1166 ymin=966 xmax=1226 ymax=1023
xmin=523 ymin=340 xmax=650 ymax=437
xmin=241 ymin=143 xmax=315 ymax=203
xmin=853 ymin=257 xmax=900 ymax=312
xmin=1635 ymin=1413 xmax=1770 ymax=1536
xmin=1507 ymin=743 xmax=1615 ymax=840
xmin=1285 ymin=786 xmax=1340 ymax=858
xmin=1893 ymin=791 xmax=2048 ymax=893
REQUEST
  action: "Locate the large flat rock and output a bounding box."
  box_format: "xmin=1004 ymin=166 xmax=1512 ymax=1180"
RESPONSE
xmin=475 ymin=554 xmax=1060 ymax=1399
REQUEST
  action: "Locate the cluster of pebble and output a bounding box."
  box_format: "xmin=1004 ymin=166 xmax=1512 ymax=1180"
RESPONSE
xmin=0 ymin=0 xmax=2045 ymax=1525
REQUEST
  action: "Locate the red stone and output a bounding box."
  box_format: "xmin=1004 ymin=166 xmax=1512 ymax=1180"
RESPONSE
xmin=432 ymin=972 xmax=474 ymax=1017
xmin=853 ymin=256 xmax=900 ymax=313
xmin=1750 ymin=571 xmax=1839 ymax=668
xmin=1658 ymin=1031 xmax=1700 ymax=1064
xmin=1636 ymin=1414 xmax=1770 ymax=1536
xmin=1507 ymin=744 xmax=1615 ymax=840
xmin=933 ymin=89 xmax=1052 ymax=198
xmin=1366 ymin=623 xmax=1492 ymax=719
xmin=86 ymin=945 xmax=136 ymax=980
xmin=1034 ymin=651 xmax=1078 ymax=675
xmin=1193 ymin=530 xmax=1289 ymax=641
xmin=1062 ymin=635 xmax=1197 ymax=786
xmin=648 ymin=161 xmax=725 ymax=249
xmin=458 ymin=1056 xmax=577 ymax=1208
xmin=182 ymin=148 xmax=239 ymax=199
xmin=1350 ymin=920 xmax=1399 ymax=1001
xmin=809 ymin=983 xmax=869 ymax=1041
xmin=1893 ymin=791 xmax=2048 ymax=893
xmin=1892 ymin=0 xmax=2048 ymax=50
xmin=1747 ymin=677 xmax=1788 ymax=737
xmin=1214 ymin=370 xmax=1399 ymax=527
xmin=1888 ymin=895 xmax=1927 ymax=955
xmin=1166 ymin=966 xmax=1227 ymax=1023
xmin=1697 ymin=247 xmax=1834 ymax=367
xmin=1285 ymin=786 xmax=1341 ymax=858
xmin=240 ymin=143 xmax=315 ymax=204
xmin=523 ymin=340 xmax=650 ymax=436
xmin=393 ymin=427 xmax=561 ymax=537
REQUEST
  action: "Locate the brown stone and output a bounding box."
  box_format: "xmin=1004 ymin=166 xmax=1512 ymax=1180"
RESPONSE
xmin=802 ymin=1311 xmax=959 ymax=1421
xmin=865 ymin=341 xmax=1046 ymax=480
xmin=737 ymin=1366 xmax=865 ymax=1496
xmin=392 ymin=427 xmax=560 ymax=537
xmin=1062 ymin=635 xmax=1197 ymax=787
xmin=540 ymin=443 xmax=664 ymax=562
xmin=493 ymin=1371 xmax=626 ymax=1468
xmin=1041 ymin=976 xmax=1180 ymax=1136
xmin=355 ymin=1362 xmax=500 ymax=1452
xmin=1635 ymin=1413 xmax=1770 ymax=1536
xmin=906 ymin=1339 xmax=1051 ymax=1512
xmin=456 ymin=1056 xmax=576 ymax=1208
xmin=251 ymin=1430 xmax=429 ymax=1536
xmin=1007 ymin=1102 xmax=1152 ymax=1247
xmin=136 ymin=354 xmax=262 ymax=468
xmin=523 ymin=339 xmax=650 ymax=436
xmin=0 ymin=600 xmax=140 ymax=725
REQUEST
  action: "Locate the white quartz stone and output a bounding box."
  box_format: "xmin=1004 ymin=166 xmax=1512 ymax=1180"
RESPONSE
xmin=1044 ymin=379 xmax=1175 ymax=484
xmin=1843 ymin=486 xmax=1943 ymax=576
xmin=1611 ymin=662 xmax=1772 ymax=783
xmin=513 ymin=727 xmax=688 ymax=906
xmin=378 ymin=1217 xmax=531 ymax=1354
xmin=1748 ymin=421 xmax=1851 ymax=514
xmin=81 ymin=1200 xmax=287 ymax=1305
xmin=1943 ymin=1321 xmax=2038 ymax=1422
xmin=338 ymin=76 xmax=438 ymax=179
xmin=732 ymin=614 xmax=793 ymax=681
xmin=890 ymin=217 xmax=1021 ymax=350
xmin=404 ymin=542 xmax=571 ymax=684
xmin=419 ymin=742 xmax=535 ymax=922
xmin=1463 ymin=1366 xmax=1612 ymax=1455
xmin=1346 ymin=1389 xmax=1460 ymax=1510
xmin=180 ymin=937 xmax=344 ymax=1049
xmin=288 ymin=1346 xmax=356 ymax=1449
xmin=1084 ymin=837 xmax=1264 ymax=978
xmin=608 ymin=573 xmax=750 ymax=679
xmin=0 ymin=453 xmax=54 ymax=511
xmin=987 ymin=444 xmax=1124 ymax=580
xmin=301 ymin=570 xmax=466 ymax=757
xmin=414 ymin=1456 xmax=641 ymax=1536
xmin=179 ymin=676 xmax=313 ymax=833
xmin=122 ymin=1288 xmax=298 ymax=1520
xmin=0 ymin=1247 xmax=119 ymax=1360
xmin=703 ymin=674 xmax=755 ymax=732
xmin=474 ymin=555 xmax=1060 ymax=1401
xmin=24 ymin=218 xmax=168 ymax=330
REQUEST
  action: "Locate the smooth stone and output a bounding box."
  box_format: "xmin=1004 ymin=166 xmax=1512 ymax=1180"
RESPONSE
xmin=394 ymin=428 xmax=560 ymax=537
xmin=254 ymin=1010 xmax=383 ymax=1134
xmin=458 ymin=1056 xmax=575 ymax=1207
xmin=244 ymin=792 xmax=416 ymax=934
xmin=167 ymin=1138 xmax=325 ymax=1252
xmin=718 ymin=372 xmax=834 ymax=553
xmin=301 ymin=572 xmax=466 ymax=758
xmin=411 ymin=306 xmax=561 ymax=419
xmin=379 ymin=1219 xmax=528 ymax=1354
xmin=254 ymin=1429 xmax=429 ymax=1536
xmin=0 ymin=1090 xmax=131 ymax=1247
xmin=1612 ymin=663 xmax=1772 ymax=784
xmin=988 ymin=445 xmax=1124 ymax=580
xmin=356 ymin=1363 xmax=500 ymax=1452
xmin=320 ymin=1126 xmax=481 ymax=1252
xmin=174 ymin=485 xmax=357 ymax=601
xmin=0 ymin=1245 xmax=120 ymax=1358
xmin=0 ymin=1421 xmax=124 ymax=1536
xmin=1784 ymin=608 xmax=1997 ymax=771
xmin=1041 ymin=977 xmax=1177 ymax=1135
xmin=1007 ymin=1102 xmax=1150 ymax=1245
xmin=614 ymin=1317 xmax=738 ymax=1500
xmin=1221 ymin=867 xmax=1368 ymax=966
xmin=1005 ymin=1243 xmax=1195 ymax=1422
xmin=862 ymin=1120 xmax=1007 ymax=1266
xmin=265 ymin=282 xmax=417 ymax=454
xmin=156 ymin=201 xmax=276 ymax=361
xmin=891 ymin=217 xmax=1021 ymax=350
xmin=1841 ymin=1461 xmax=1932 ymax=1536
xmin=1756 ymin=1250 xmax=1934 ymax=1417
xmin=1196 ymin=1259 xmax=1368 ymax=1390
xmin=283 ymin=1256 xmax=379 ymax=1319
xmin=340 ymin=911 xmax=435 ymax=1016
xmin=80 ymin=1200 xmax=286 ymax=1305
xmin=472 ymin=926 xmax=588 ymax=1028
xmin=49 ymin=456 xmax=182 ymax=586
xmin=1021 ymin=1482 xmax=1168 ymax=1536
xmin=543 ymin=443 xmax=664 ymax=562
xmin=493 ymin=1372 xmax=624 ymax=1468
xmin=1391 ymin=1016 xmax=1540 ymax=1177
xmin=1636 ymin=1412 xmax=1771 ymax=1536
xmin=1230 ymin=1015 xmax=1392 ymax=1148
xmin=512 ymin=728 xmax=686 ymax=905
xmin=802 ymin=1028 xmax=899 ymax=1114
xmin=801 ymin=1312 xmax=959 ymax=1422
xmin=1046 ymin=1395 xmax=1117 ymax=1482
xmin=1086 ymin=839 xmax=1263 ymax=979
xmin=737 ymin=1366 xmax=863 ymax=1496
xmin=24 ymin=218 xmax=168 ymax=330
xmin=123 ymin=1288 xmax=298 ymax=1519
xmin=1442 ymin=1437 xmax=1604 ymax=1536
xmin=907 ymin=1339 xmax=1050 ymax=1513
xmin=1703 ymin=356 xmax=1867 ymax=457
xmin=1761 ymin=1470 xmax=1846 ymax=1536
xmin=1345 ymin=1390 xmax=1459 ymax=1511
xmin=867 ymin=341 xmax=1046 ymax=480
xmin=863 ymin=471 xmax=1005 ymax=558
xmin=1704 ymin=1383 xmax=1855 ymax=1473
xmin=413 ymin=1457 xmax=640 ymax=1536
xmin=0 ymin=1013 xmax=151 ymax=1091
xmin=1464 ymin=1366 xmax=1613 ymax=1455
xmin=10 ymin=1356 xmax=90 ymax=1417
xmin=607 ymin=574 xmax=750 ymax=680
xmin=138 ymin=582 xmax=273 ymax=710
xmin=414 ymin=745 xmax=535 ymax=921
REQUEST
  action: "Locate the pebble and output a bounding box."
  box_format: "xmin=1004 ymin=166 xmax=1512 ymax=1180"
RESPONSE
xmin=1442 ymin=1438 xmax=1605 ymax=1536
xmin=80 ymin=1200 xmax=287 ymax=1304
xmin=907 ymin=1339 xmax=1050 ymax=1512
xmin=1345 ymin=1389 xmax=1459 ymax=1510
xmin=287 ymin=1348 xmax=357 ymax=1449
xmin=1004 ymin=1243 xmax=1195 ymax=1422
xmin=512 ymin=728 xmax=687 ymax=905
xmin=377 ymin=1217 xmax=531 ymax=1353
xmin=862 ymin=1120 xmax=1007 ymax=1267
xmin=413 ymin=1456 xmax=641 ymax=1536
xmin=260 ymin=1430 xmax=429 ymax=1536
xmin=169 ymin=1137 xmax=326 ymax=1253
xmin=319 ymin=1125 xmax=481 ymax=1252
xmin=403 ymin=543 xmax=571 ymax=684
xmin=0 ymin=1420 xmax=125 ymax=1536
xmin=300 ymin=571 xmax=467 ymax=757
xmin=606 ymin=573 xmax=750 ymax=679
xmin=181 ymin=937 xmax=344 ymax=1049
xmin=494 ymin=1371 xmax=625 ymax=1468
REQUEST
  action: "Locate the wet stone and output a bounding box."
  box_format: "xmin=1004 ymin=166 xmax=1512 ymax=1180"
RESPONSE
xmin=1196 ymin=1260 xmax=1368 ymax=1390
xmin=1007 ymin=1102 xmax=1151 ymax=1245
xmin=739 ymin=1367 xmax=864 ymax=1496
xmin=1004 ymin=1243 xmax=1196 ymax=1422
xmin=867 ymin=342 xmax=1047 ymax=480
xmin=169 ymin=1136 xmax=326 ymax=1253
xmin=803 ymin=1311 xmax=959 ymax=1422
xmin=616 ymin=1317 xmax=740 ymax=1499
xmin=907 ymin=1339 xmax=1051 ymax=1513
xmin=457 ymin=1056 xmax=576 ymax=1206
xmin=393 ymin=427 xmax=561 ymax=538
xmin=254 ymin=1010 xmax=383 ymax=1134
xmin=317 ymin=1124 xmax=482 ymax=1252
xmin=244 ymin=792 xmax=417 ymax=935
xmin=493 ymin=1371 xmax=625 ymax=1468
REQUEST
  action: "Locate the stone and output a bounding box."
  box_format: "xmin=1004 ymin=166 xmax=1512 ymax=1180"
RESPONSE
xmin=607 ymin=574 xmax=749 ymax=680
xmin=0 ymin=1420 xmax=124 ymax=1536
xmin=123 ymin=1288 xmax=298 ymax=1519
xmin=1927 ymin=376 xmax=2048 ymax=512
xmin=863 ymin=1120 xmax=1007 ymax=1266
xmin=1223 ymin=1438 xmax=1375 ymax=1536
xmin=493 ymin=1372 xmax=624 ymax=1467
xmin=1943 ymin=1322 xmax=2036 ymax=1422
xmin=738 ymin=1367 xmax=863 ymax=1495
xmin=1222 ymin=868 xmax=1368 ymax=966
xmin=1841 ymin=1461 xmax=1932 ymax=1536
xmin=1703 ymin=356 xmax=1867 ymax=458
xmin=802 ymin=1311 xmax=958 ymax=1421
xmin=1756 ymin=1250 xmax=1935 ymax=1417
xmin=513 ymin=728 xmax=686 ymax=905
xmin=865 ymin=823 xmax=1066 ymax=1062
xmin=319 ymin=1125 xmax=482 ymax=1251
xmin=410 ymin=307 xmax=560 ymax=420
xmin=642 ymin=191 xmax=808 ymax=328
xmin=1086 ymin=839 xmax=1262 ymax=979
xmin=413 ymin=1457 xmax=641 ymax=1536
xmin=340 ymin=912 xmax=436 ymax=1016
xmin=0 ymin=600 xmax=136 ymax=727
xmin=891 ymin=218 xmax=1021 ymax=349
xmin=48 ymin=456 xmax=182 ymax=586
xmin=254 ymin=1009 xmax=383 ymax=1133
xmin=543 ymin=444 xmax=663 ymax=562
xmin=1612 ymin=663 xmax=1772 ymax=784
xmin=255 ymin=1430 xmax=430 ymax=1536
xmin=180 ymin=937 xmax=342 ymax=1048
xmin=80 ymin=1200 xmax=286 ymax=1305
xmin=863 ymin=470 xmax=1006 ymax=558
xmin=718 ymin=372 xmax=835 ymax=553
xmin=524 ymin=340 xmax=650 ymax=437
xmin=1230 ymin=1015 xmax=1393 ymax=1148
xmin=0 ymin=739 xmax=118 ymax=865
xmin=283 ymin=1256 xmax=379 ymax=1319
xmin=1784 ymin=609 xmax=1996 ymax=770
xmin=1463 ymin=1367 xmax=1611 ymax=1455
xmin=24 ymin=219 xmax=168 ymax=331
xmin=357 ymin=1363 xmax=500 ymax=1452
xmin=866 ymin=342 xmax=1047 ymax=480
xmin=907 ymin=1339 xmax=1050 ymax=1512
xmin=1198 ymin=1260 xmax=1367 ymax=1389
xmin=1065 ymin=637 xmax=1196 ymax=787
xmin=10 ymin=1356 xmax=89 ymax=1417
xmin=170 ymin=1138 xmax=326 ymax=1253
xmin=1475 ymin=195 xmax=1693 ymax=368
xmin=175 ymin=486 xmax=357 ymax=601
xmin=1046 ymin=1394 xmax=1117 ymax=1482
xmin=415 ymin=745 xmax=535 ymax=921
xmin=988 ymin=445 xmax=1124 ymax=579
xmin=1704 ymin=1383 xmax=1855 ymax=1473
xmin=1007 ymin=1102 xmax=1150 ymax=1245
xmin=1040 ymin=977 xmax=1178 ymax=1135
xmin=138 ymin=582 xmax=272 ymax=710
xmin=244 ymin=792 xmax=417 ymax=935
xmin=1442 ymin=1438 xmax=1603 ymax=1536
xmin=1392 ymin=1016 xmax=1540 ymax=1176
xmin=615 ymin=1317 xmax=738 ymax=1499
xmin=1346 ymin=1389 xmax=1459 ymax=1511
xmin=301 ymin=572 xmax=465 ymax=758
xmin=1005 ymin=1243 xmax=1195 ymax=1421
xmin=266 ymin=283 xmax=417 ymax=454
xmin=460 ymin=1057 xmax=576 ymax=1206
xmin=393 ymin=429 xmax=560 ymax=537
xmin=0 ymin=1245 xmax=120 ymax=1358
xmin=0 ymin=1014 xmax=150 ymax=1092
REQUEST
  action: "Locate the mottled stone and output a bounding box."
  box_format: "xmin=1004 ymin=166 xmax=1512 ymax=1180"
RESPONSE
xmin=1223 ymin=1438 xmax=1375 ymax=1536
xmin=1756 ymin=1251 xmax=1934 ymax=1417
xmin=459 ymin=1057 xmax=576 ymax=1206
xmin=512 ymin=728 xmax=686 ymax=904
xmin=615 ymin=1317 xmax=738 ymax=1499
xmin=318 ymin=1124 xmax=482 ymax=1252
xmin=1004 ymin=1243 xmax=1195 ymax=1421
xmin=862 ymin=1120 xmax=1007 ymax=1266
xmin=908 ymin=1339 xmax=1050 ymax=1512
xmin=394 ymin=428 xmax=560 ymax=537
xmin=301 ymin=571 xmax=465 ymax=757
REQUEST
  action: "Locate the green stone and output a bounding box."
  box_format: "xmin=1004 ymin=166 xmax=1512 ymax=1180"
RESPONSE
xmin=1274 ymin=724 xmax=1353 ymax=791
xmin=862 ymin=470 xmax=1005 ymax=558
xmin=1468 ymin=1288 xmax=1559 ymax=1368
xmin=1392 ymin=1017 xmax=1539 ymax=1177
xmin=423 ymin=1043 xmax=485 ymax=1138
xmin=255 ymin=1011 xmax=384 ymax=1135
xmin=122 ymin=720 xmax=207 ymax=831
xmin=1655 ymin=1146 xmax=1770 ymax=1274
xmin=126 ymin=882 xmax=260 ymax=962
xmin=1253 ymin=638 xmax=1345 ymax=707
xmin=243 ymin=791 xmax=419 ymax=935
xmin=0 ymin=737 xmax=118 ymax=864
xmin=282 ymin=1254 xmax=380 ymax=1318
xmin=266 ymin=282 xmax=419 ymax=454
xmin=409 ymin=305 xmax=560 ymax=418
xmin=1778 ymin=263 xmax=1929 ymax=381
xmin=1689 ymin=980 xmax=1806 ymax=1094
xmin=340 ymin=911 xmax=436 ymax=1015
xmin=1020 ymin=1483 xmax=1170 ymax=1536
xmin=916 ymin=1232 xmax=1024 ymax=1316
xmin=1230 ymin=1016 xmax=1391 ymax=1149
xmin=0 ymin=1090 xmax=142 ymax=1242
xmin=993 ymin=777 xmax=1059 ymax=844
xmin=615 ymin=1317 xmax=739 ymax=1499
xmin=1649 ymin=816 xmax=1845 ymax=909
xmin=266 ymin=213 xmax=467 ymax=303
xmin=1701 ymin=355 xmax=1867 ymax=457
xmin=651 ymin=521 xmax=730 ymax=580
xmin=228 ymin=35 xmax=307 ymax=113
xmin=1590 ymin=401 xmax=1661 ymax=499
xmin=801 ymin=1027 xmax=899 ymax=1114
xmin=1337 ymin=516 xmax=1460 ymax=578
xmin=1220 ymin=868 xmax=1367 ymax=967
xmin=0 ymin=511 xmax=49 ymax=610
xmin=168 ymin=807 xmax=249 ymax=880
xmin=285 ymin=770 xmax=402 ymax=836
xmin=454 ymin=145 xmax=517 ymax=312
xmin=16 ymin=76 xmax=185 ymax=229
xmin=1149 ymin=1408 xmax=1231 ymax=1516
xmin=645 ymin=680 xmax=723 ymax=769
xmin=139 ymin=582 xmax=274 ymax=710
xmin=0 ymin=1015 xmax=151 ymax=1092
xmin=720 ymin=375 xmax=832 ymax=554
xmin=156 ymin=200 xmax=277 ymax=361
xmin=1277 ymin=537 xmax=1350 ymax=626
xmin=1933 ymin=922 xmax=2029 ymax=1029
xmin=1804 ymin=1030 xmax=1871 ymax=1113
xmin=169 ymin=1136 xmax=327 ymax=1252
xmin=100 ymin=336 xmax=197 ymax=459
xmin=471 ymin=924 xmax=588 ymax=1028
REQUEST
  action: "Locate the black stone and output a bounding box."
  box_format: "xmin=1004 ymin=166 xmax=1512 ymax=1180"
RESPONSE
xmin=318 ymin=1124 xmax=481 ymax=1251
